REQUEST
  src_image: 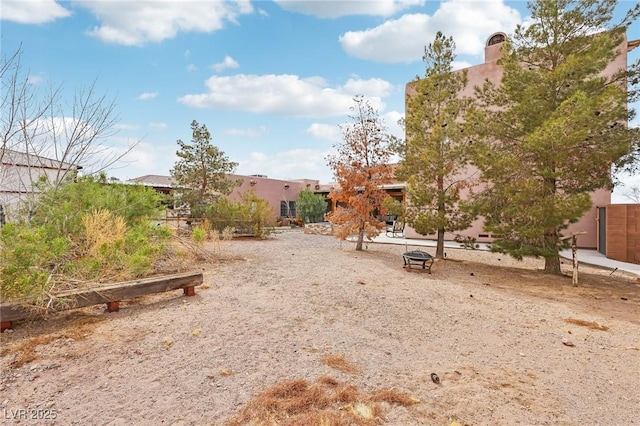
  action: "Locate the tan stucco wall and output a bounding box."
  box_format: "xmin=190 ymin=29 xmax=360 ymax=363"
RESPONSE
xmin=605 ymin=204 xmax=640 ymax=264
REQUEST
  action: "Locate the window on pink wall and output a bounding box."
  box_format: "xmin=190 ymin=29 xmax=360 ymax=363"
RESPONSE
xmin=280 ymin=201 xmax=296 ymax=218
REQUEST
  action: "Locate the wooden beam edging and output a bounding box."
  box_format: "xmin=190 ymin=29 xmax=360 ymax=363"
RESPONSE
xmin=0 ymin=271 xmax=203 ymax=332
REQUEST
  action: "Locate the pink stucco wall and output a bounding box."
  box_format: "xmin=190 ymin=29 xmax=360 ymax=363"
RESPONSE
xmin=226 ymin=174 xmax=319 ymax=220
xmin=405 ymin=188 xmax=609 ymax=249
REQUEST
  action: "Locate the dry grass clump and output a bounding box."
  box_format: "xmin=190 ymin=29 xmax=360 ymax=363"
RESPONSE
xmin=226 ymin=376 xmax=419 ymax=426
xmin=81 ymin=210 xmax=127 ymax=257
xmin=2 ymin=316 xmax=104 ymax=368
xmin=564 ymin=318 xmax=609 ymax=331
xmin=322 ymin=353 xmax=361 ymax=374
xmin=159 ymin=227 xmax=241 ymax=271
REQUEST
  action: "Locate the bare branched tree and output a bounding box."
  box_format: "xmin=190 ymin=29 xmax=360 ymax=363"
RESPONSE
xmin=620 ymin=182 xmax=640 ymax=203
xmin=1 ymin=47 xmax=139 ymax=220
xmin=0 ymin=46 xmax=57 ymax=163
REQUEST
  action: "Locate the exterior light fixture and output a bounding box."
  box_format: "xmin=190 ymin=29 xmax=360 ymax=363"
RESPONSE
xmin=250 ymin=179 xmax=257 ymax=186
xmin=284 ymin=183 xmax=290 ymax=190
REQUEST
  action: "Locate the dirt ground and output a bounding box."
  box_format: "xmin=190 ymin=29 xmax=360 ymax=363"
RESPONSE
xmin=1 ymin=230 xmax=639 ymax=425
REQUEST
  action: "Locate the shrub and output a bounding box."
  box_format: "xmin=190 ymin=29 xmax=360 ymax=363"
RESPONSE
xmin=296 ymin=189 xmax=327 ymax=223
xmin=65 ymin=212 xmax=168 ymax=281
xmin=381 ymin=197 xmax=405 ymax=220
xmin=204 ymin=190 xmax=275 ymax=237
xmin=205 ymin=197 xmax=245 ymax=231
xmin=240 ymin=190 xmax=276 ymax=237
xmin=0 ymin=223 xmax=68 ymax=300
xmin=0 ymin=175 xmax=171 ymax=302
xmin=29 ymin=173 xmax=165 ymax=234
xmin=192 ymin=226 xmax=207 ymax=244
xmin=454 ymin=234 xmax=478 ymax=250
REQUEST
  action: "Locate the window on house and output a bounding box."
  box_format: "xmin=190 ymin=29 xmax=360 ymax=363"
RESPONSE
xmin=280 ymin=201 xmax=296 ymax=218
xmin=488 ymin=33 xmax=505 ymax=46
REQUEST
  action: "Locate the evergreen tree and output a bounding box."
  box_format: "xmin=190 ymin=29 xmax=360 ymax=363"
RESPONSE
xmin=396 ymin=31 xmax=475 ymax=258
xmin=467 ymin=0 xmax=640 ymax=274
xmin=326 ymin=95 xmax=395 ymax=251
xmin=296 ymin=188 xmax=328 ymax=224
xmin=171 ymin=120 xmax=240 ymax=215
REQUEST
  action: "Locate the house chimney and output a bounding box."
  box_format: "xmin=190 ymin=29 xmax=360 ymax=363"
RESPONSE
xmin=485 ymin=32 xmax=507 ymax=63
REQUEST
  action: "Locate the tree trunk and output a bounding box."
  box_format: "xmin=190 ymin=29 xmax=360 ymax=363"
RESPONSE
xmin=544 ymin=255 xmax=562 ymax=275
xmin=436 ymin=174 xmax=446 ymax=259
xmin=355 ymin=223 xmax=365 ymax=251
xmin=436 ymin=227 xmax=445 ymax=258
xmin=542 ymin=227 xmax=562 ymax=275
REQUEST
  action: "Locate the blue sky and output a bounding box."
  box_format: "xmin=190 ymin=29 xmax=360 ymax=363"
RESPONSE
xmin=1 ymin=0 xmax=639 ymax=201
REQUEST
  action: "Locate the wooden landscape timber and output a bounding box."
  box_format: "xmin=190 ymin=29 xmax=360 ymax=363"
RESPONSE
xmin=0 ymin=271 xmax=203 ymax=332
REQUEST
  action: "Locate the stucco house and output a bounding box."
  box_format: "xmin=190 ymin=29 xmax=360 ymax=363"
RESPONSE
xmin=400 ymin=31 xmax=639 ymax=258
xmin=127 ymin=173 xmax=320 ymax=221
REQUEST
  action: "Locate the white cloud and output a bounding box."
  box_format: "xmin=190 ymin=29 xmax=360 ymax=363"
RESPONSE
xmin=307 ymin=123 xmax=341 ymax=141
xmin=341 ymin=78 xmax=393 ymax=97
xmin=452 ymin=60 xmax=473 ymax=71
xmin=224 ymin=126 xmax=266 ymax=137
xmin=20 ymin=117 xmax=146 ymax=175
xmin=114 ymin=123 xmax=141 ymax=131
xmin=0 ymin=0 xmax=71 ymax=24
xmin=237 ymin=149 xmax=333 ymax=182
xmin=274 ymin=0 xmax=424 ymax=18
xmin=17 ymin=117 xmax=83 ymax=161
xmin=177 ymin=74 xmax=391 ymax=118
xmin=339 ymin=0 xmax=521 ymax=63
xmin=212 ymin=56 xmax=240 ymax=72
xmin=27 ymin=74 xmax=45 ymax=85
xmin=107 ymin=141 xmax=177 ymax=181
xmin=136 ymin=92 xmax=158 ymax=101
xmin=149 ymin=122 xmax=168 ymax=130
xmin=186 ymin=63 xmax=198 ymax=72
xmin=306 ymin=110 xmax=403 ymax=144
xmin=237 ymin=114 xmax=404 ymax=184
xmin=340 ymin=14 xmax=430 ymax=63
xmin=382 ymin=110 xmax=404 ymax=139
xmin=79 ymin=0 xmax=254 ymax=46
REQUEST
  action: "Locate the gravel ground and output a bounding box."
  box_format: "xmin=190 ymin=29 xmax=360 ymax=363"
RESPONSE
xmin=1 ymin=229 xmax=639 ymax=425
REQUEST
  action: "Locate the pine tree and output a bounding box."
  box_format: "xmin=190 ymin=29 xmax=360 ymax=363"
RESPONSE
xmin=171 ymin=120 xmax=240 ymax=215
xmin=397 ymin=31 xmax=475 ymax=258
xmin=326 ymin=96 xmax=395 ymax=251
xmin=467 ymin=0 xmax=640 ymax=274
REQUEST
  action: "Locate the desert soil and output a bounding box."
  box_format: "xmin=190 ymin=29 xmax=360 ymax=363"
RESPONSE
xmin=1 ymin=229 xmax=639 ymax=425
